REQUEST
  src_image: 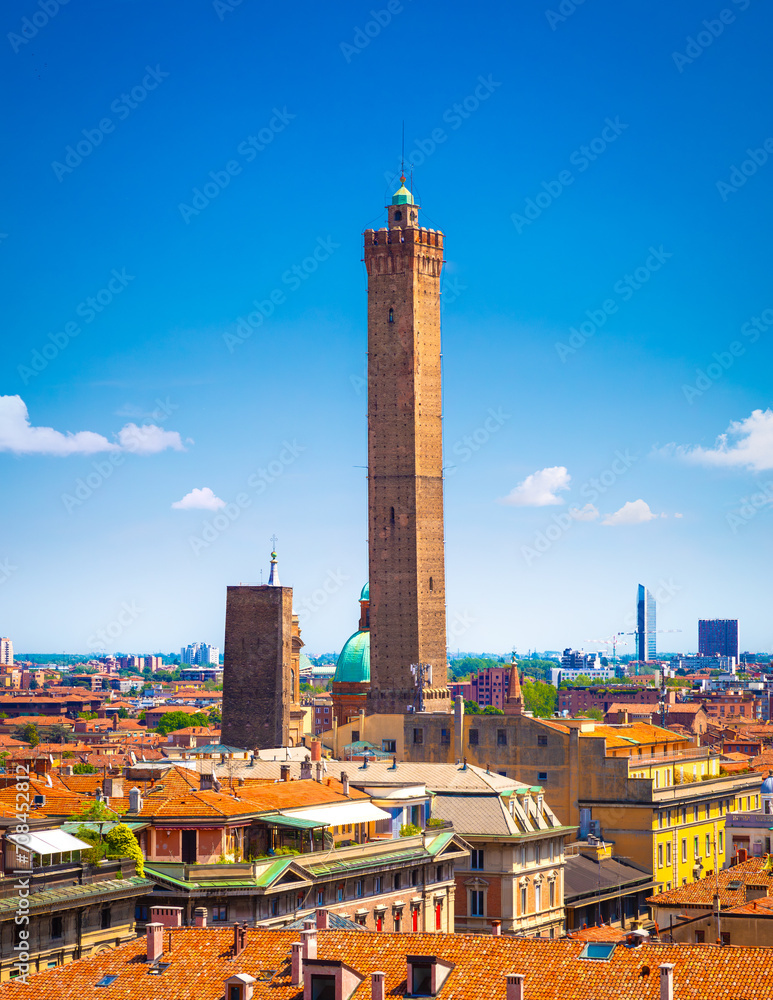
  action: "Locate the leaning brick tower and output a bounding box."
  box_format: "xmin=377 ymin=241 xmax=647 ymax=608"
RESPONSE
xmin=364 ymin=177 xmax=451 ymax=715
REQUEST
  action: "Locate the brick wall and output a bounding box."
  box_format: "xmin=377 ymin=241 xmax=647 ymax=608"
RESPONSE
xmin=221 ymin=585 xmax=292 ymax=750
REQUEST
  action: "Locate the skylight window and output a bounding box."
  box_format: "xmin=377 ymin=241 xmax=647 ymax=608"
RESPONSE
xmin=96 ymin=976 xmax=119 ymax=987
xmin=579 ymin=943 xmax=616 ymax=961
xmin=726 ymin=880 xmax=743 ymax=890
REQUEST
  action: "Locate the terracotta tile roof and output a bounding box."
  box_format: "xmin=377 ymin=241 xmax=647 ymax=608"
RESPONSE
xmin=647 ymin=858 xmax=773 ymax=909
xmin=9 ymin=926 xmax=773 ymax=999
xmin=0 ymin=715 xmax=70 ymax=727
xmin=567 ymin=924 xmax=631 ymax=942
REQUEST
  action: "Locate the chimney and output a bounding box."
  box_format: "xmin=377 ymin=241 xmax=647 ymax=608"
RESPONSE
xmin=146 ymin=922 xmax=164 ymax=963
xmin=316 ymin=909 xmax=329 ymax=930
xmin=301 ymin=757 xmax=312 ymax=780
xmin=291 ymin=942 xmax=303 ymax=985
xmin=507 ymin=974 xmax=525 ymax=1000
xmin=659 ymin=964 xmax=674 ymax=1000
xmin=315 ymin=762 xmax=323 ymax=783
xmin=193 ymin=907 xmax=207 ymax=927
xmin=112 ymin=713 xmax=118 ymax=730
xmin=128 ymin=786 xmax=143 ymax=813
xmin=491 ymin=920 xmax=502 ymax=936
xmin=737 ymin=848 xmax=748 ymax=864
xmin=301 ymin=927 xmax=317 ymax=961
xmin=371 ymin=971 xmax=386 ymax=1000
xmin=233 ymin=922 xmax=247 ymax=957
xmin=150 ymin=907 xmax=182 ymax=928
xmin=341 ymin=771 xmax=350 ymax=796
xmin=280 ymin=764 xmax=290 ymax=782
xmin=310 ymin=740 xmax=322 ymax=762
xmin=103 ymin=777 xmax=123 ymax=798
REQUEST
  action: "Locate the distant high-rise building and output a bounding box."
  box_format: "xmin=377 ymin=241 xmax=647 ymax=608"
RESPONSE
xmin=699 ymin=619 xmax=739 ymax=660
xmin=636 ymin=585 xmax=657 ymax=661
xmin=181 ymin=642 xmax=220 ymax=666
xmin=0 ymin=638 xmax=13 ymax=667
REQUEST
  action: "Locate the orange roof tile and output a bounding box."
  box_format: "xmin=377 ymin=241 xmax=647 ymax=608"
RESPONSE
xmin=8 ymin=926 xmax=773 ymax=999
xmin=648 ymin=857 xmax=773 ymax=909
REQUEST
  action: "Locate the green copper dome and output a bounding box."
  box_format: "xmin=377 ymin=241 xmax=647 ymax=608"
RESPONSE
xmin=334 ymin=629 xmax=370 ymax=684
xmin=392 ymin=178 xmax=414 ymax=206
xmin=360 ymin=582 xmax=369 ymax=601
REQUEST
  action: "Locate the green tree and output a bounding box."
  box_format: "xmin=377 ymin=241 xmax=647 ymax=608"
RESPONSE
xmin=105 ymin=823 xmax=145 ymax=876
xmin=18 ymin=723 xmax=39 ymax=747
xmin=583 ymin=707 xmax=605 ymax=721
xmin=117 ymin=707 xmax=129 ymax=719
xmin=482 ymin=705 xmax=504 ymax=715
xmin=208 ymin=707 xmax=222 ymax=725
xmin=72 ymin=762 xmax=100 ymax=774
xmin=522 ymin=681 xmax=558 ymax=719
xmin=463 ymin=700 xmax=481 ymax=715
xmin=155 ymin=710 xmax=209 ymax=735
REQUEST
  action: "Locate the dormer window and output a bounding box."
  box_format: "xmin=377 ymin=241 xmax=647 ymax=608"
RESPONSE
xmin=406 ymin=956 xmax=454 ymax=997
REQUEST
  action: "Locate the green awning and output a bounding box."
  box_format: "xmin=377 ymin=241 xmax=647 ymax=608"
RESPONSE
xmin=260 ymin=813 xmax=323 ymax=830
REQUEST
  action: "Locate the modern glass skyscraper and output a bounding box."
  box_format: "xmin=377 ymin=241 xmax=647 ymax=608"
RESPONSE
xmin=636 ymin=585 xmax=657 ymax=661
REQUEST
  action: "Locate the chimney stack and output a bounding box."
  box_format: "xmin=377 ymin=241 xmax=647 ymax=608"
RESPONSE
xmin=341 ymin=771 xmax=349 ymax=796
xmin=128 ymin=786 xmax=143 ymax=813
xmin=315 ymin=762 xmax=323 ymax=783
xmin=507 ymin=974 xmax=525 ymax=1000
xmin=310 ymin=740 xmax=322 ymax=762
xmin=146 ymin=922 xmax=164 ymax=963
xmin=371 ymin=971 xmax=386 ymax=1000
xmin=316 ymin=909 xmax=329 ymax=930
xmin=301 ymin=757 xmax=312 ymax=780
xmin=301 ymin=928 xmax=317 ymax=961
xmin=291 ymin=941 xmax=303 ymax=985
xmin=193 ymin=907 xmax=207 ymax=927
xmin=737 ymin=848 xmax=748 ymax=864
xmin=659 ymin=964 xmax=674 ymax=1000
xmin=280 ymin=764 xmax=290 ymax=782
xmin=233 ymin=922 xmax=247 ymax=957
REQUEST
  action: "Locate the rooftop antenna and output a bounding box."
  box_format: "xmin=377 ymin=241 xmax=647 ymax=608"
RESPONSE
xmin=401 ymin=120 xmax=405 ymax=179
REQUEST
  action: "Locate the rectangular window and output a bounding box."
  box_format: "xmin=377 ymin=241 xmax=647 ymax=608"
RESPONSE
xmin=470 ymin=890 xmax=484 ymax=916
xmin=658 ymin=812 xmax=664 ymax=829
xmin=374 ymin=877 xmax=382 ymax=894
xmin=666 ymin=842 xmax=672 ymax=865
xmin=51 ymin=916 xmax=63 ymax=939
xmin=440 ymin=728 xmax=450 ymax=745
xmin=538 ymin=772 xmax=548 ymax=783
xmin=682 ymin=807 xmax=687 ymax=824
xmin=658 ymin=844 xmax=663 ymax=868
xmin=382 ymin=739 xmax=396 ymax=754
xmin=706 ymin=803 xmax=711 ymax=819
xmin=316 ymin=890 xmax=324 ymax=906
xmin=706 ymin=834 xmax=711 ymax=857
xmin=337 ymin=884 xmax=344 ymax=902
xmin=535 ymin=844 xmax=541 ymax=864
xmin=497 ymin=729 xmax=507 ymax=747
xmin=719 ymin=831 xmax=724 ymax=854
xmin=681 ymin=839 xmax=687 ymax=863
xmin=413 ymin=728 xmax=423 ymax=745
xmin=549 ymin=881 xmax=555 ymax=907
xmin=520 ymin=887 xmax=528 ymax=914
xmin=100 ymin=907 xmax=111 ymax=930
xmin=355 ymin=880 xmax=363 ymax=897
xmin=535 ymin=883 xmax=542 ymax=911
xmin=694 ymin=836 xmax=699 ymax=859
xmin=469 ymin=729 xmax=479 ymax=746
xmin=537 ymin=735 xmax=548 ymax=746
xmin=471 ymin=849 xmax=484 ymax=870
xmin=212 ymin=905 xmax=228 ymax=921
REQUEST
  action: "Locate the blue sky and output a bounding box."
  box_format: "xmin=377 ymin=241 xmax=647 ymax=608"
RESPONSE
xmin=2 ymin=0 xmax=772 ymax=658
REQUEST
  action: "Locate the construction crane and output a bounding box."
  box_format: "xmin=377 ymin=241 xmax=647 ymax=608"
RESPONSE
xmin=585 ymin=635 xmax=629 ymax=664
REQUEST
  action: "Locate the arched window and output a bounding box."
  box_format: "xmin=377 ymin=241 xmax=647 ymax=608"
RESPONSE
xmin=394 ymin=210 xmax=402 ymax=221
xmin=388 ymin=308 xmax=394 ymax=323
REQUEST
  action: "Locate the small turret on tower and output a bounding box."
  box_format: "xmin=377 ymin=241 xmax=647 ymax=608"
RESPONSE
xmin=267 ymin=545 xmax=280 ymax=587
xmin=504 ymin=657 xmax=523 ymax=716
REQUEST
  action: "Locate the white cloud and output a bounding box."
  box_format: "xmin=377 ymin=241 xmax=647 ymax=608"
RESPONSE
xmin=0 ymin=396 xmax=185 ymax=456
xmin=500 ymin=466 xmax=571 ymax=506
xmin=569 ymin=503 xmax=600 ymax=521
xmin=601 ymin=499 xmax=658 ymax=526
xmin=666 ymin=408 xmax=773 ymax=472
xmin=117 ymin=423 xmax=185 ymax=455
xmin=674 ymin=512 xmax=683 ymax=518
xmin=171 ymin=487 xmax=225 ymax=511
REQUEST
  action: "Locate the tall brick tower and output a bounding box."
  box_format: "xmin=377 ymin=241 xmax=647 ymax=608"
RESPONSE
xmin=364 ymin=177 xmax=451 ymax=715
